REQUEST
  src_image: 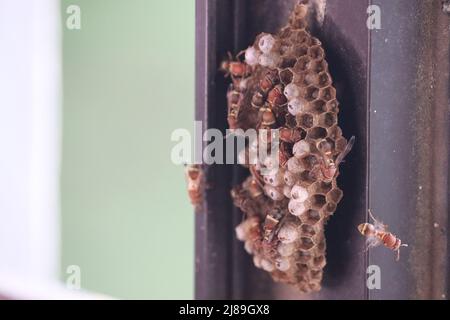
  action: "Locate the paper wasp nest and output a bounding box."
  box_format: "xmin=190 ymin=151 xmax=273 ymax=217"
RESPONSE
xmin=225 ymin=2 xmax=348 ymax=293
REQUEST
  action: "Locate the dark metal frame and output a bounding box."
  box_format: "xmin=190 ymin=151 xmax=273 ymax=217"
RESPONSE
xmin=195 ymin=0 xmax=449 ymax=300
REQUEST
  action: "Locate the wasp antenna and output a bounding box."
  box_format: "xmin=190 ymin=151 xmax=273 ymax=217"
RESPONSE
xmin=236 ymin=50 xmax=246 ymax=60
xmin=368 ymin=209 xmax=376 ymax=221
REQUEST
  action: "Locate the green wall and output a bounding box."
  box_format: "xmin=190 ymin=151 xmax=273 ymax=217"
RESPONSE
xmin=60 ymin=0 xmax=194 ymax=299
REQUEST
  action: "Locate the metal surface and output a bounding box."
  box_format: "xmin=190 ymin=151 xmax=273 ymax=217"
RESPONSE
xmin=369 ymin=0 xmax=450 ymax=299
xmin=195 ymin=0 xmax=449 ymax=299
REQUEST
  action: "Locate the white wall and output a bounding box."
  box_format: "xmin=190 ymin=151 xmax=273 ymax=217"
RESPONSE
xmin=0 ymin=0 xmax=61 ymax=286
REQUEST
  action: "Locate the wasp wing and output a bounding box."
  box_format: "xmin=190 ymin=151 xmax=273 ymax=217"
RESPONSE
xmin=335 ymin=135 xmax=355 ymax=166
xmin=365 ymin=236 xmax=382 ymax=251
xmin=368 ymin=209 xmax=389 ymax=231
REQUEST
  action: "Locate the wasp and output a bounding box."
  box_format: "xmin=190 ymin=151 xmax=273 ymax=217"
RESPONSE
xmin=279 ymin=127 xmax=303 ymax=143
xmin=226 ymin=86 xmax=244 ymax=130
xmin=220 ymin=52 xmax=251 ymax=86
xmin=247 ymin=175 xmax=264 ymax=199
xmin=257 ymin=107 xmax=277 ymax=129
xmin=259 ymin=69 xmax=280 ymax=94
xmin=318 ymin=135 xmax=355 ymax=181
xmin=185 ymin=164 xmax=204 ymax=209
xmin=263 ymin=209 xmax=287 ymax=242
xmin=267 ymin=84 xmax=288 ymax=108
xmin=358 ymin=210 xmax=408 ymax=261
xmin=278 ymin=142 xmax=292 ymax=167
xmin=251 ymin=91 xmax=266 ymax=109
xmin=231 ymin=186 xmax=260 ymax=218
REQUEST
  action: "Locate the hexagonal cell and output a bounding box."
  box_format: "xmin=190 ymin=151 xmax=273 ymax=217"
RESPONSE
xmin=279 ymin=28 xmax=292 ymax=39
xmin=296 ymin=263 xmax=309 ymax=275
xmin=293 ymin=140 xmax=311 ymax=158
xmin=327 ymin=125 xmax=343 ymax=140
xmin=294 ymin=56 xmax=310 ymax=72
xmin=312 ymin=181 xmax=333 ymax=194
xmin=308 ymin=141 xmax=321 ymax=154
xmin=298 ymin=283 xmax=310 ymax=293
xmin=310 ymin=99 xmax=326 ymax=114
xmin=279 ymin=68 xmax=293 ymax=85
xmin=296 ymin=113 xmax=314 ymax=129
xmin=277 ymin=242 xmax=296 ymax=257
xmin=300 ymin=223 xmax=317 ymax=237
xmin=299 ymin=170 xmax=318 ymax=185
xmin=290 ymin=17 xmax=307 ymax=30
xmin=335 ymin=137 xmax=348 ymax=152
xmin=292 ymin=29 xmax=309 ymax=43
xmin=324 ymin=202 xmax=337 ymax=214
xmin=293 ymin=44 xmax=309 ymax=57
xmin=280 ymin=56 xmax=297 ymax=69
xmin=327 ymin=188 xmax=343 ymax=204
xmin=308 ymin=45 xmax=324 ymax=60
xmin=297 ymin=250 xmax=312 ymax=263
xmin=317 ymin=238 xmax=326 ymax=251
xmin=285 ymin=113 xmax=297 ymax=128
xmin=307 ymin=59 xmax=328 ymax=73
xmin=307 ymin=126 xmax=327 ymax=140
xmin=318 ymin=112 xmax=337 ymax=128
xmin=320 ymin=86 xmax=337 ymax=101
xmin=310 ymin=195 xmax=326 ymax=210
xmin=310 ymin=37 xmax=322 ymax=46
xmin=301 ymin=209 xmax=321 ymax=225
xmin=308 ymin=282 xmax=321 ymax=292
xmin=304 ymin=86 xmax=320 ymax=102
xmin=299 ymin=237 xmax=315 ymax=250
xmin=299 ymin=154 xmax=318 ymax=171
xmin=316 ymin=138 xmax=335 ymax=154
xmin=279 ymin=43 xmax=291 ymax=56
xmin=313 ymin=255 xmax=326 ymax=268
xmin=326 ymin=99 xmax=339 ymax=113
xmin=304 ymin=73 xmax=319 ymax=86
xmin=287 ymin=157 xmax=303 ymax=173
xmin=310 ymin=268 xmax=324 ymax=280
xmin=318 ymin=72 xmax=331 ymax=87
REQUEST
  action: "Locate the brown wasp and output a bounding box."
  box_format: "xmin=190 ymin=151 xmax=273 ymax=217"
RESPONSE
xmin=318 ymin=135 xmax=355 ymax=181
xmin=220 ymin=51 xmax=251 ymax=86
xmin=358 ymin=210 xmax=408 ymax=261
xmin=259 ymin=69 xmax=280 ymax=94
xmin=226 ymin=86 xmax=244 ymax=130
xmin=233 ymin=175 xmax=266 ymax=214
xmin=279 ymin=127 xmax=303 ymax=143
xmin=267 ymin=84 xmax=288 ymax=108
xmin=251 ymin=91 xmax=266 ymax=109
xmin=185 ymin=164 xmax=204 ymax=209
xmin=278 ymin=142 xmax=292 ymax=167
xmin=257 ymin=107 xmax=277 ymax=130
xmin=263 ymin=209 xmax=287 ymax=242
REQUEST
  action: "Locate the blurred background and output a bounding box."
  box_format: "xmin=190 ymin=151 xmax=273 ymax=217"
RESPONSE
xmin=0 ymin=0 xmax=194 ymax=299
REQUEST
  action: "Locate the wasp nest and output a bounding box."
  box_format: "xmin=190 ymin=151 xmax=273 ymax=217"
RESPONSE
xmin=224 ymin=2 xmax=351 ymax=293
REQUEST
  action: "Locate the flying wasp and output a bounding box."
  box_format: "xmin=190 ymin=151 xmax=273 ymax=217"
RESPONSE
xmin=358 ymin=209 xmax=408 ymax=261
